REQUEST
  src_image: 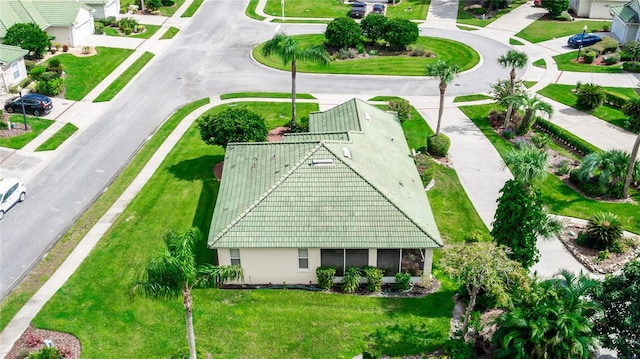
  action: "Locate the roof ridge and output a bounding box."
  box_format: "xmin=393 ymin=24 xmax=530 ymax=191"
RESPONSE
xmin=323 ymin=145 xmax=443 ymax=247
xmin=210 ymin=142 xmax=327 ymax=245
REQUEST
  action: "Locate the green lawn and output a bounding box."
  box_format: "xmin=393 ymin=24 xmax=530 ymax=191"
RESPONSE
xmin=220 ymin=92 xmax=315 ymax=100
xmin=35 ymin=123 xmax=78 ymax=151
xmin=254 ymin=35 xmax=480 ymax=75
xmin=264 ymin=0 xmax=349 ymax=18
xmin=459 ymin=103 xmax=640 ymax=234
xmin=103 ymin=24 xmax=160 ymax=39
xmin=385 ymin=0 xmax=430 ymax=21
xmin=94 ymin=52 xmax=155 ymax=102
xmin=30 ymin=100 xmax=459 ymax=357
xmin=181 ymin=0 xmax=203 ymax=17
xmin=552 ymin=51 xmax=622 ymax=73
xmin=515 ymin=18 xmax=611 ymax=43
xmin=453 ymin=94 xmax=491 ymax=103
xmin=160 ymin=26 xmax=180 ymax=39
xmin=246 ymin=0 xmax=267 ymax=21
xmin=537 ymin=84 xmax=637 ymax=129
xmin=0 ymin=116 xmax=54 ymax=149
xmin=50 ymin=47 xmax=134 ymax=101
xmin=509 ymin=38 xmax=524 ymax=46
xmin=456 ymin=0 xmax=527 ymax=27
xmin=159 ymin=0 xmax=186 ymax=16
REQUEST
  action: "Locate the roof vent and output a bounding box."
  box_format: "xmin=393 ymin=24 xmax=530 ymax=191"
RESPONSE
xmin=365 ymin=112 xmax=371 ymax=121
xmin=342 ymin=147 xmax=351 ymax=159
xmin=311 ymin=159 xmax=334 ymax=166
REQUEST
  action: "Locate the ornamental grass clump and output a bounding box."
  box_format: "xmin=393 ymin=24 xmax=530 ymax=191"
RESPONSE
xmin=580 ymin=211 xmax=624 ymax=250
xmin=341 ymin=267 xmax=362 ymax=293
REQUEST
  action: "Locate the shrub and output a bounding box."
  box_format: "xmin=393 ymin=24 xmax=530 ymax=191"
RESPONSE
xmin=622 ymin=61 xmax=640 ymax=72
xmin=94 ymin=22 xmax=105 ymax=34
xmin=556 ymin=159 xmax=571 ymax=176
xmin=146 ymin=0 xmax=162 ymax=10
xmin=419 ymin=155 xmax=436 ymax=185
xmin=387 ymin=98 xmax=411 ymax=122
xmin=161 ymin=0 xmax=175 ymax=5
xmin=362 ymin=266 xmax=384 ymax=292
xmin=604 ymin=91 xmax=628 ymax=108
xmin=287 ymin=116 xmax=309 ymax=133
xmin=488 ymin=109 xmax=505 ymax=128
xmin=29 ymin=66 xmax=46 ymax=81
xmin=36 ymin=78 xmax=64 ymax=96
xmin=105 ymin=16 xmax=117 ymax=25
xmin=443 ymin=335 xmax=474 ymax=359
xmin=336 ymin=48 xmax=357 ymax=60
xmin=383 ymin=18 xmax=419 ymax=50
xmin=360 ymin=13 xmax=387 ymax=43
xmin=28 ymin=347 xmax=62 ymax=359
xmin=531 ymin=132 xmax=550 ymax=150
xmin=124 ymin=27 xmax=132 ymax=35
xmin=40 ymin=71 xmax=60 ymax=82
xmin=394 ymin=272 xmax=412 ymax=291
xmin=24 ymin=60 xmax=36 ymax=71
xmin=118 ymin=18 xmax=137 ymax=30
xmin=341 ymin=266 xmax=361 ymax=293
xmin=82 ymin=46 xmax=91 ymax=55
xmin=325 ymin=17 xmax=361 ymax=49
xmin=316 ymin=266 xmax=336 ymax=289
xmin=534 ymin=118 xmax=599 ymax=155
xmin=368 ymin=49 xmax=378 ymax=56
xmin=604 ymin=54 xmax=620 ymax=65
xmin=46 ymin=58 xmax=63 ymax=74
xmin=465 ymin=229 xmax=486 ymax=243
xmin=624 ymin=117 xmax=640 ymax=133
xmin=609 ymin=239 xmax=627 ymax=254
xmin=0 ymin=121 xmax=7 ymax=130
xmin=583 ymin=212 xmax=623 ymax=250
xmin=596 ymin=249 xmax=610 ymax=262
xmin=576 ymin=83 xmax=605 ymax=111
xmin=409 ymin=45 xmax=427 ymax=57
xmin=583 ymin=51 xmax=596 ymax=64
xmin=356 ymin=43 xmax=364 ymax=54
xmin=427 ymin=133 xmax=450 ymax=156
xmin=502 ymin=128 xmax=515 ymax=140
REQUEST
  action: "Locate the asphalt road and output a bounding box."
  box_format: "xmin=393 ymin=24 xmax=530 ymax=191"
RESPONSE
xmin=0 ymin=0 xmax=512 ymax=298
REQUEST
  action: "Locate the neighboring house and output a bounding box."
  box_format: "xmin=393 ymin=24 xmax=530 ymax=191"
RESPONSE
xmin=610 ymin=0 xmax=640 ymax=43
xmin=0 ymin=0 xmax=96 ymax=48
xmin=0 ymin=44 xmax=28 ymax=94
xmin=569 ymin=0 xmax=626 ymax=19
xmin=208 ymin=99 xmax=443 ymax=286
xmin=82 ymin=0 xmax=120 ymax=19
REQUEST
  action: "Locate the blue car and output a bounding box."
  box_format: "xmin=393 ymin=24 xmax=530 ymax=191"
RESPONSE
xmin=567 ymin=33 xmax=601 ymax=48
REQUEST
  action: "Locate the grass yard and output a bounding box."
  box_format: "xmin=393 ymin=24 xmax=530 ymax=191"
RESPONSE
xmin=459 ymin=103 xmax=640 ymax=234
xmin=103 ymin=24 xmax=160 ymax=39
xmin=264 ymin=0 xmax=349 ymax=18
xmin=50 ymin=47 xmax=134 ymax=101
xmin=254 ymin=35 xmax=480 ymax=75
xmin=246 ymin=0 xmax=267 ymax=21
xmin=385 ymin=0 xmax=430 ymax=21
xmin=220 ymin=92 xmax=315 ymax=100
xmin=94 ymin=52 xmax=155 ymax=102
xmin=552 ymin=51 xmax=622 ymax=73
xmin=35 ymin=123 xmax=78 ymax=151
xmin=515 ymin=18 xmax=611 ymax=43
xmin=453 ymin=94 xmax=491 ymax=102
xmin=537 ymin=84 xmax=637 ymax=129
xmin=456 ymin=0 xmax=527 ymax=27
xmin=30 ymin=100 xmax=459 ymax=357
xmin=181 ymin=0 xmax=203 ymax=17
xmin=160 ymin=26 xmax=180 ymax=39
xmin=0 ymin=117 xmax=54 ymax=149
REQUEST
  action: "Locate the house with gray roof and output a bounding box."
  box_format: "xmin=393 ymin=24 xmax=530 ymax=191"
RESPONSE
xmin=0 ymin=44 xmax=29 ymax=94
xmin=0 ymin=0 xmax=97 ymax=47
xmin=610 ymin=0 xmax=640 ymax=43
xmin=208 ymin=99 xmax=443 ymax=285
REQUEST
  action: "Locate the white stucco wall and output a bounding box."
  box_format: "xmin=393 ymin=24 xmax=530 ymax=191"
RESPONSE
xmin=72 ymin=9 xmax=95 ymax=46
xmin=217 ymin=247 xmax=434 ymax=286
xmin=571 ymin=0 xmax=622 ymax=18
xmin=1 ymin=60 xmax=27 ymax=90
xmin=47 ymin=27 xmax=72 ymax=48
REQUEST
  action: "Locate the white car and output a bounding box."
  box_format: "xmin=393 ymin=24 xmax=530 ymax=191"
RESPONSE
xmin=0 ymin=178 xmax=26 ymax=220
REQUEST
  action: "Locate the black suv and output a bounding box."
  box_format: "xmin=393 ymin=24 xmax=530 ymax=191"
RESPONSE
xmin=4 ymin=93 xmax=53 ymax=117
xmin=350 ymin=1 xmax=366 ymax=18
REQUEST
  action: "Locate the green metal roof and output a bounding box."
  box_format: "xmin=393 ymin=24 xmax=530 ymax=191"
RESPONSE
xmin=33 ymin=0 xmax=95 ymax=26
xmin=208 ymin=99 xmax=443 ymax=250
xmin=283 ymin=131 xmax=351 ymax=142
xmin=0 ymin=44 xmax=28 ymax=64
xmin=309 ymin=99 xmax=362 ymax=133
xmin=0 ymin=0 xmax=49 ymax=38
xmin=610 ymin=0 xmax=640 ymax=23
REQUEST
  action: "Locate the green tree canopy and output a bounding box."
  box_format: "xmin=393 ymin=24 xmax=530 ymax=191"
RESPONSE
xmin=360 ymin=13 xmax=387 ymax=43
xmin=383 ymin=18 xmax=419 ymax=50
xmin=497 ymin=50 xmax=528 ymax=127
xmin=541 ymin=0 xmax=569 ymax=16
xmin=3 ymin=23 xmax=50 ymax=59
xmin=425 ymin=60 xmax=460 ymax=136
xmin=325 ymin=17 xmax=362 ymax=49
xmin=594 ymin=260 xmax=640 ymax=357
xmin=440 ymin=242 xmax=530 ymax=337
xmin=197 ymin=107 xmax=268 ymax=148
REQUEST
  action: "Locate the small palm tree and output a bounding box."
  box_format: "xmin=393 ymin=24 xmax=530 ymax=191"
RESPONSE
xmin=509 ymin=94 xmax=553 ymax=135
xmin=623 ymin=133 xmax=640 ymax=198
xmin=504 ymin=144 xmax=548 ymax=188
xmin=262 ymin=32 xmax=329 ymax=128
xmin=575 ymin=83 xmax=605 ymax=111
xmin=425 ymin=60 xmax=460 ymax=135
xmin=130 ymin=227 xmax=243 ymax=359
xmin=498 ymin=50 xmax=528 ymax=128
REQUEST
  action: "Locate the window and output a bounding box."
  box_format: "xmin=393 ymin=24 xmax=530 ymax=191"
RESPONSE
xmin=229 ymin=248 xmax=241 ymax=266
xmin=345 ymin=249 xmax=368 ymax=268
xmin=401 ymin=249 xmax=424 ymax=276
xmin=377 ymin=249 xmax=400 ymax=275
xmin=321 ymin=249 xmax=344 ymax=275
xmin=298 ymin=248 xmax=308 ymax=269
xmin=11 ymin=62 xmax=19 ymax=80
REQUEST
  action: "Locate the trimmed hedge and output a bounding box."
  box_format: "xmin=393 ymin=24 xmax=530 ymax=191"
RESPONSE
xmin=534 ymin=118 xmax=600 ymax=156
xmin=427 ymin=133 xmax=450 ymax=156
xmin=623 ymin=61 xmax=640 ymax=72
xmin=583 ymin=51 xmax=596 ymax=64
xmin=604 ymin=91 xmax=628 ymax=108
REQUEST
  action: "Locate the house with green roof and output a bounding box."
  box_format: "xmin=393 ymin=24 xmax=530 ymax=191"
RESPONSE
xmin=0 ymin=44 xmax=29 ymax=94
xmin=610 ymin=0 xmax=640 ymax=43
xmin=0 ymin=0 xmax=96 ymax=47
xmin=208 ymin=99 xmax=443 ymax=285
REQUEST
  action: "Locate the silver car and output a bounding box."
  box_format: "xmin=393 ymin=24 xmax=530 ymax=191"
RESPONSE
xmin=0 ymin=178 xmax=26 ymax=220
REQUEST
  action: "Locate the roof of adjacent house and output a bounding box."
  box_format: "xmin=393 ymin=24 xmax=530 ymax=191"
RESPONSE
xmin=208 ymin=98 xmax=443 ymax=250
xmin=0 ymin=0 xmax=94 ymax=37
xmin=0 ymin=44 xmax=28 ymax=65
xmin=610 ymin=0 xmax=640 ymax=23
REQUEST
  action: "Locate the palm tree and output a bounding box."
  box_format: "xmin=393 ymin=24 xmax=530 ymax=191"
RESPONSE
xmin=508 ymin=94 xmax=553 ymax=135
xmin=498 ymin=50 xmax=528 ymax=128
xmin=425 ymin=60 xmax=460 ymax=136
xmin=504 ymin=144 xmax=548 ymax=188
xmin=262 ymin=32 xmax=329 ymax=128
xmin=130 ymin=227 xmax=243 ymax=359
xmin=623 ymin=133 xmax=640 ymax=198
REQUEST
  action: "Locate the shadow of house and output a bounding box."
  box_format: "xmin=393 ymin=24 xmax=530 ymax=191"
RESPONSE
xmin=207 ymin=98 xmax=443 ymax=286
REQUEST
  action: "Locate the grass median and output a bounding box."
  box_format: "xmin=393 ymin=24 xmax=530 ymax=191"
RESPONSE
xmin=93 ymin=52 xmax=155 ymax=102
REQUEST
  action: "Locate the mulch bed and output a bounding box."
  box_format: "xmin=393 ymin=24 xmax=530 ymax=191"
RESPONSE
xmin=5 ymin=326 xmax=81 ymax=359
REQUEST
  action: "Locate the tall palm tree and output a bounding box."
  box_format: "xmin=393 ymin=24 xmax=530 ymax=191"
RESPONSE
xmin=504 ymin=144 xmax=548 ymax=188
xmin=425 ymin=60 xmax=460 ymax=136
xmin=498 ymin=50 xmax=528 ymax=128
xmin=508 ymin=94 xmax=553 ymax=135
xmin=623 ymin=133 xmax=640 ymax=198
xmin=262 ymin=32 xmax=329 ymax=128
xmin=131 ymin=227 xmax=243 ymax=359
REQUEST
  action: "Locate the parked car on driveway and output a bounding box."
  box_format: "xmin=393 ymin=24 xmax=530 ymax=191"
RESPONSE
xmin=567 ymin=33 xmax=601 ymax=48
xmin=3 ymin=93 xmax=53 ymax=117
xmin=533 ymin=0 xmax=541 ymax=6
xmin=350 ymin=1 xmax=366 ymax=18
xmin=0 ymin=178 xmax=26 ymax=220
xmin=372 ymin=3 xmax=385 ymax=14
